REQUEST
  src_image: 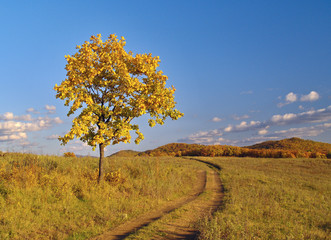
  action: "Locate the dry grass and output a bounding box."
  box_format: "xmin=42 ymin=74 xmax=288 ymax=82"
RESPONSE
xmin=2 ymin=154 xmax=329 ymax=239
xmin=0 ymin=153 xmax=198 ymax=239
xmin=197 ymin=157 xmax=331 ymax=239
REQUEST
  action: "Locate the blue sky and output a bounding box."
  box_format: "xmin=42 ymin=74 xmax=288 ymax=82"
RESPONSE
xmin=0 ymin=0 xmax=330 ymax=156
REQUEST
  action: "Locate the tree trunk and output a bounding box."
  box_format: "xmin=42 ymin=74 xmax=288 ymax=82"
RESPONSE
xmin=98 ymin=143 xmax=105 ymax=183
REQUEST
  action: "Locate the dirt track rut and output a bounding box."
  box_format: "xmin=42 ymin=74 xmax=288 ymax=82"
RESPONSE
xmin=91 ymin=158 xmax=223 ymax=240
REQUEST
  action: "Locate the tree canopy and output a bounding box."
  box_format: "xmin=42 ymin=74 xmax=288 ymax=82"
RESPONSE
xmin=55 ymin=34 xmax=183 ymax=181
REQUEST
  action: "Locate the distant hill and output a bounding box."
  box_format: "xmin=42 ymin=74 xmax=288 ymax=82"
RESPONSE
xmin=246 ymin=137 xmax=331 ymax=154
xmin=109 ymin=150 xmax=140 ymax=157
xmin=143 ymin=143 xmax=203 ymax=156
xmin=141 ymin=138 xmax=331 ymax=159
xmin=106 ymin=138 xmax=331 ymax=159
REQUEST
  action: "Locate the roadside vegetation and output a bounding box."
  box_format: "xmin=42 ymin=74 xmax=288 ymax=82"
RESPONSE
xmin=197 ymin=157 xmax=331 ymax=239
xmin=0 ymin=153 xmax=198 ymax=239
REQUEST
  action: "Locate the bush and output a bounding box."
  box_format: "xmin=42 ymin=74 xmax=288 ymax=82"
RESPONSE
xmin=63 ymin=152 xmax=76 ymax=158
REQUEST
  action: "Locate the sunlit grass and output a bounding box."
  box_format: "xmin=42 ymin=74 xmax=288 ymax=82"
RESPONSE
xmin=197 ymin=157 xmax=331 ymax=239
xmin=0 ymin=153 xmax=198 ymax=239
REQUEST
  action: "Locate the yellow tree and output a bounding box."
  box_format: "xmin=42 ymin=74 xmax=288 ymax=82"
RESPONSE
xmin=55 ymin=34 xmax=183 ymax=182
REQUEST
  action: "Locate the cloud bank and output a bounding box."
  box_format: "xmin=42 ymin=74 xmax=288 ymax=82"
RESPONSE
xmin=179 ymin=105 xmax=331 ymax=146
xmin=278 ymin=91 xmax=320 ymax=107
xmin=300 ymin=91 xmax=320 ymax=102
xmin=45 ymin=105 xmax=56 ymax=114
xmin=212 ymin=117 xmax=222 ymax=122
xmin=0 ymin=110 xmax=63 ymax=144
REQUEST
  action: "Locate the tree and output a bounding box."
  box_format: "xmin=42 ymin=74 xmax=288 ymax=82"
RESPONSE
xmin=54 ymin=34 xmax=183 ymax=182
xmin=63 ymin=152 xmax=76 ymax=158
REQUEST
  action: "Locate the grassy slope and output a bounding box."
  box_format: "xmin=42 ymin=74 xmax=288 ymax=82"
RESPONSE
xmin=0 ymin=154 xmax=200 ymax=239
xmin=246 ymin=137 xmax=331 ymax=154
xmin=108 ymin=150 xmax=140 ymax=158
xmin=197 ymin=157 xmax=331 ymax=239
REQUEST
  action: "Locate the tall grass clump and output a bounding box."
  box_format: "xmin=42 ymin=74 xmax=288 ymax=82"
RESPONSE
xmin=197 ymin=157 xmax=331 ymax=239
xmin=0 ymin=153 xmax=197 ymax=239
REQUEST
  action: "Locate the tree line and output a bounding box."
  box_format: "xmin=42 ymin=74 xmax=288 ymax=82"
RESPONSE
xmin=142 ymin=142 xmax=331 ymax=159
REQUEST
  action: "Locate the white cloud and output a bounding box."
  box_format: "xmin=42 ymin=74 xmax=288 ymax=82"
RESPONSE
xmin=212 ymin=117 xmax=222 ymax=122
xmin=285 ymin=92 xmax=297 ymax=103
xmin=1 ymin=120 xmax=47 ymax=134
xmin=278 ymin=92 xmax=297 ymax=107
xmin=0 ymin=113 xmax=63 ymax=143
xmin=271 ymin=106 xmax=331 ymax=128
xmin=224 ymin=126 xmax=233 ymax=132
xmin=300 ymin=91 xmax=320 ymax=102
xmin=45 ymin=105 xmax=56 ymax=114
xmin=3 ymin=112 xmax=14 ymax=120
xmin=224 ymin=123 xmax=331 ymax=146
xmin=178 ymin=129 xmax=223 ymax=145
xmin=258 ymin=129 xmax=268 ymax=135
xmin=270 ymin=106 xmax=331 ymax=125
xmin=224 ymin=120 xmax=261 ymax=133
xmin=0 ymin=132 xmax=27 ymax=142
xmin=179 ymin=105 xmax=331 ymax=146
xmin=10 ymin=132 xmax=28 ymax=140
xmin=227 ymin=105 xmax=331 ymax=134
xmin=0 ymin=112 xmax=33 ymax=121
xmin=278 ymin=91 xmax=320 ymax=107
xmin=271 ymin=113 xmax=296 ymax=123
xmin=258 ymin=126 xmax=269 ymax=135
xmin=53 ymin=117 xmax=63 ymax=124
xmin=273 ymin=123 xmax=331 ymax=138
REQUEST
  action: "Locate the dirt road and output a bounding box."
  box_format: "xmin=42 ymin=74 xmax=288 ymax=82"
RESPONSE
xmin=91 ymin=158 xmax=223 ymax=240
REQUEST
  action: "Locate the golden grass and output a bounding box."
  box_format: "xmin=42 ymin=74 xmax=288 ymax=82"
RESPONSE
xmin=2 ymin=154 xmax=329 ymax=239
xmin=0 ymin=153 xmax=198 ymax=239
xmin=197 ymin=157 xmax=331 ymax=239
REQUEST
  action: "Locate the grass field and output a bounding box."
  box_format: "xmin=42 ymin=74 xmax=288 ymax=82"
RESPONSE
xmin=1 ymin=154 xmax=330 ymax=239
xmin=197 ymin=157 xmax=331 ymax=239
xmin=0 ymin=153 xmax=200 ymax=239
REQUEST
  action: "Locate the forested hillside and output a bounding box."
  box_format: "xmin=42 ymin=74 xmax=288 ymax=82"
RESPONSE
xmin=140 ymin=138 xmax=331 ymax=158
xmin=247 ymin=137 xmax=331 ymax=153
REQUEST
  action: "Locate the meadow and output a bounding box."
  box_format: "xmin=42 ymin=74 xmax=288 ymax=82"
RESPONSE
xmin=0 ymin=153 xmax=200 ymax=239
xmin=197 ymin=157 xmax=331 ymax=239
xmin=0 ymin=153 xmax=330 ymax=239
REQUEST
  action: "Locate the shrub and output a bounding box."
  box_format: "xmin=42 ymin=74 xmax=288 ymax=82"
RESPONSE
xmin=64 ymin=152 xmax=76 ymax=158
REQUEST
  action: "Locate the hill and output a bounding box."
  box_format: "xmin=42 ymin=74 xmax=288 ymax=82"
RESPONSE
xmin=141 ymin=138 xmax=331 ymax=159
xmin=109 ymin=150 xmax=140 ymax=157
xmin=142 ymin=143 xmax=204 ymax=156
xmin=246 ymin=137 xmax=331 ymax=154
